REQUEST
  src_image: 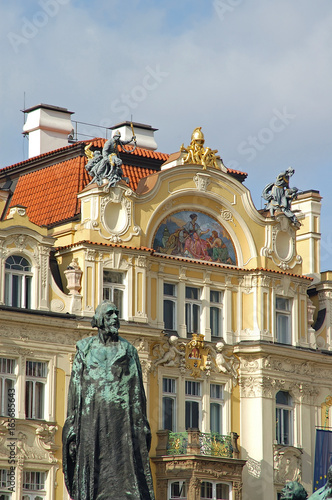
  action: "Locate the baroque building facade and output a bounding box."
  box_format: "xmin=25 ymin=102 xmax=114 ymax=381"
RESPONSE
xmin=0 ymin=104 xmax=331 ymax=500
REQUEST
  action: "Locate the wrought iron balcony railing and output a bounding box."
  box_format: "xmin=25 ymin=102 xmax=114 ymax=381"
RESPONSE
xmin=157 ymin=429 xmax=239 ymax=459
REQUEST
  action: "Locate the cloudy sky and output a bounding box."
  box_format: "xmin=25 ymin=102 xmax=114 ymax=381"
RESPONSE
xmin=1 ymin=0 xmax=331 ymax=268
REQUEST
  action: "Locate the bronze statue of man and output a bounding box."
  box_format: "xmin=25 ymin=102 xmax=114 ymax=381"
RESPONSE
xmin=281 ymin=481 xmax=308 ymax=500
xmin=62 ymin=301 xmax=155 ymax=500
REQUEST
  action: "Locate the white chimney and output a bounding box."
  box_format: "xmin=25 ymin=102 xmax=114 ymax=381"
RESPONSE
xmin=109 ymin=121 xmax=158 ymax=151
xmin=23 ymin=103 xmax=74 ymax=158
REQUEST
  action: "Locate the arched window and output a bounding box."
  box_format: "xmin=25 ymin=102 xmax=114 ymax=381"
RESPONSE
xmin=4 ymin=255 xmax=32 ymax=308
xmin=169 ymin=480 xmax=186 ymax=499
xmin=276 ymin=391 xmax=293 ymax=445
xmin=201 ymin=481 xmax=230 ymax=499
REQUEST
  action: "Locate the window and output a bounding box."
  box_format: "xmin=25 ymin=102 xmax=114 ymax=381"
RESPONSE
xmin=0 ymin=358 xmax=16 ymax=417
xmin=162 ymin=378 xmax=176 ymax=431
xmin=276 ymin=391 xmax=293 ymax=445
xmin=276 ymin=297 xmax=291 ymax=344
xmin=164 ymin=283 xmax=177 ymax=331
xmin=210 ymin=290 xmax=223 ymax=339
xmin=22 ymin=471 xmax=46 ymax=500
xmin=25 ymin=362 xmax=47 ymax=420
xmin=185 ymin=380 xmax=201 ymax=429
xmin=169 ymin=480 xmax=186 ymax=499
xmin=103 ymin=270 xmax=125 ymax=318
xmin=0 ymin=470 xmax=12 ymax=500
xmin=201 ymin=481 xmax=230 ymax=499
xmin=185 ymin=286 xmax=201 ymax=336
xmin=4 ymin=255 xmax=32 ymax=308
xmin=210 ymin=384 xmax=224 ymax=434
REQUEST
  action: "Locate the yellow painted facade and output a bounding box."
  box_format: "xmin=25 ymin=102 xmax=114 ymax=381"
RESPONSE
xmin=1 ymin=127 xmax=332 ymax=500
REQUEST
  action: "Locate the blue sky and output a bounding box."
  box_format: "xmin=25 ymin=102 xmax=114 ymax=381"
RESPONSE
xmin=1 ymin=0 xmax=332 ymax=268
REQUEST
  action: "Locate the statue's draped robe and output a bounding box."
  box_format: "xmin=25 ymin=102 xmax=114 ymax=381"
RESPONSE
xmin=62 ymin=336 xmax=155 ymax=500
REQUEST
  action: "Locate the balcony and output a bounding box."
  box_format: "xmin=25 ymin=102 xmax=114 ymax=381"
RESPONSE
xmin=166 ymin=431 xmax=234 ymax=458
xmin=152 ymin=429 xmax=245 ymax=500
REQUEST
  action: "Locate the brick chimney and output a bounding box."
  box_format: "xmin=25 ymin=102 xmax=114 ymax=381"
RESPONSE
xmin=23 ymin=103 xmax=74 ymax=158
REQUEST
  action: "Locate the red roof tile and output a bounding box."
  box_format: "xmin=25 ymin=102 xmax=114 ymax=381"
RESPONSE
xmin=8 ymin=157 xmax=89 ymax=226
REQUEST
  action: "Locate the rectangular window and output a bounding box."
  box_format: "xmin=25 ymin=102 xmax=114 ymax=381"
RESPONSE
xmin=185 ymin=287 xmax=201 ymax=336
xmin=185 ymin=381 xmax=201 ymax=430
xmin=162 ymin=378 xmax=176 ymax=431
xmin=276 ymin=297 xmax=291 ymax=344
xmin=103 ymin=271 xmax=125 ymax=318
xmin=210 ymin=384 xmax=224 ymax=434
xmin=163 ymin=283 xmax=177 ymax=331
xmin=0 ymin=469 xmax=12 ymax=500
xmin=276 ymin=407 xmax=292 ymax=445
xmin=25 ymin=362 xmax=47 ymax=420
xmin=22 ymin=471 xmax=46 ymax=500
xmin=0 ymin=358 xmax=16 ymax=417
xmin=210 ymin=290 xmax=223 ymax=339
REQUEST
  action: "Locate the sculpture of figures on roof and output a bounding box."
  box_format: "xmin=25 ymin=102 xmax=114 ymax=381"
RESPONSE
xmin=309 ymin=465 xmax=332 ymax=499
xmin=180 ymin=127 xmax=222 ymax=170
xmin=281 ymin=481 xmax=308 ymax=499
xmin=262 ymin=167 xmax=300 ymax=225
xmin=85 ymin=127 xmax=137 ymax=188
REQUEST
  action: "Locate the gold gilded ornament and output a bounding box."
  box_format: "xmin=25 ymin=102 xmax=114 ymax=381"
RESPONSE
xmin=180 ymin=127 xmax=221 ymax=170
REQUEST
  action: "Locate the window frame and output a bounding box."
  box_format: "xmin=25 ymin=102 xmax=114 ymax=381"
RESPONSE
xmin=185 ymin=380 xmax=202 ymax=430
xmin=25 ymin=361 xmax=48 ymax=421
xmin=210 ymin=383 xmax=224 ymax=434
xmin=185 ymin=286 xmax=202 ymax=337
xmin=4 ymin=255 xmax=33 ymax=309
xmin=275 ymin=390 xmax=294 ymax=446
xmin=102 ymin=269 xmax=126 ymax=319
xmin=0 ymin=358 xmax=16 ymax=418
xmin=210 ymin=290 xmax=224 ymax=339
xmin=200 ymin=480 xmax=232 ymax=499
xmin=163 ymin=282 xmax=177 ymax=332
xmin=22 ymin=470 xmax=46 ymax=500
xmin=275 ymin=296 xmax=292 ymax=345
xmin=168 ymin=479 xmax=187 ymax=499
xmin=162 ymin=377 xmax=177 ymax=431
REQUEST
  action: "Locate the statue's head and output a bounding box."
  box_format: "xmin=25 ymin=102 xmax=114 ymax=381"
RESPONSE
xmin=91 ymin=301 xmax=120 ymax=340
xmin=113 ymin=130 xmax=121 ymax=140
xmin=281 ymin=481 xmax=308 ymax=500
xmin=286 ymin=167 xmax=295 ymax=177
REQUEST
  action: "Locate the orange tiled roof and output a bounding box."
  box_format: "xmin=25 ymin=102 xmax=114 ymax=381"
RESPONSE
xmin=5 ymin=139 xmax=167 ymax=227
xmin=8 ymin=157 xmax=89 ymax=226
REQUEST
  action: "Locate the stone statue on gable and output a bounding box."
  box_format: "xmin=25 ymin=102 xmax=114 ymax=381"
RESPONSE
xmin=262 ymin=167 xmax=300 ymax=225
xmin=85 ymin=128 xmax=137 ymax=187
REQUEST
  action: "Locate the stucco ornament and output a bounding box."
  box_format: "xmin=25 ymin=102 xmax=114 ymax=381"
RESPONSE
xmin=262 ymin=167 xmax=300 ymax=226
xmin=274 ymin=445 xmax=302 ymax=485
xmin=85 ymin=126 xmax=136 ymax=187
xmin=152 ymin=334 xmax=239 ymax=384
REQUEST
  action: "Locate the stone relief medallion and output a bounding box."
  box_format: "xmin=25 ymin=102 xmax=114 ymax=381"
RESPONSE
xmin=152 ymin=210 xmax=237 ymax=264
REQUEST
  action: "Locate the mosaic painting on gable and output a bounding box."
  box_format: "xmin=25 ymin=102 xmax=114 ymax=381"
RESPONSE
xmin=153 ymin=210 xmax=237 ymax=264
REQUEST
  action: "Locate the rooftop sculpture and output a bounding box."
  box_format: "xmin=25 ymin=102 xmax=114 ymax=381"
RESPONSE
xmin=85 ymin=126 xmax=137 ymax=187
xmin=180 ymin=127 xmax=221 ymax=170
xmin=262 ymin=167 xmax=300 ymax=225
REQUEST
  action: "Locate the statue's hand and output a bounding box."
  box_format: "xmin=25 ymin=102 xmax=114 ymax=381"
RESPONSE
xmin=69 ymin=441 xmax=76 ymax=461
xmin=132 ymin=135 xmax=137 ymax=142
